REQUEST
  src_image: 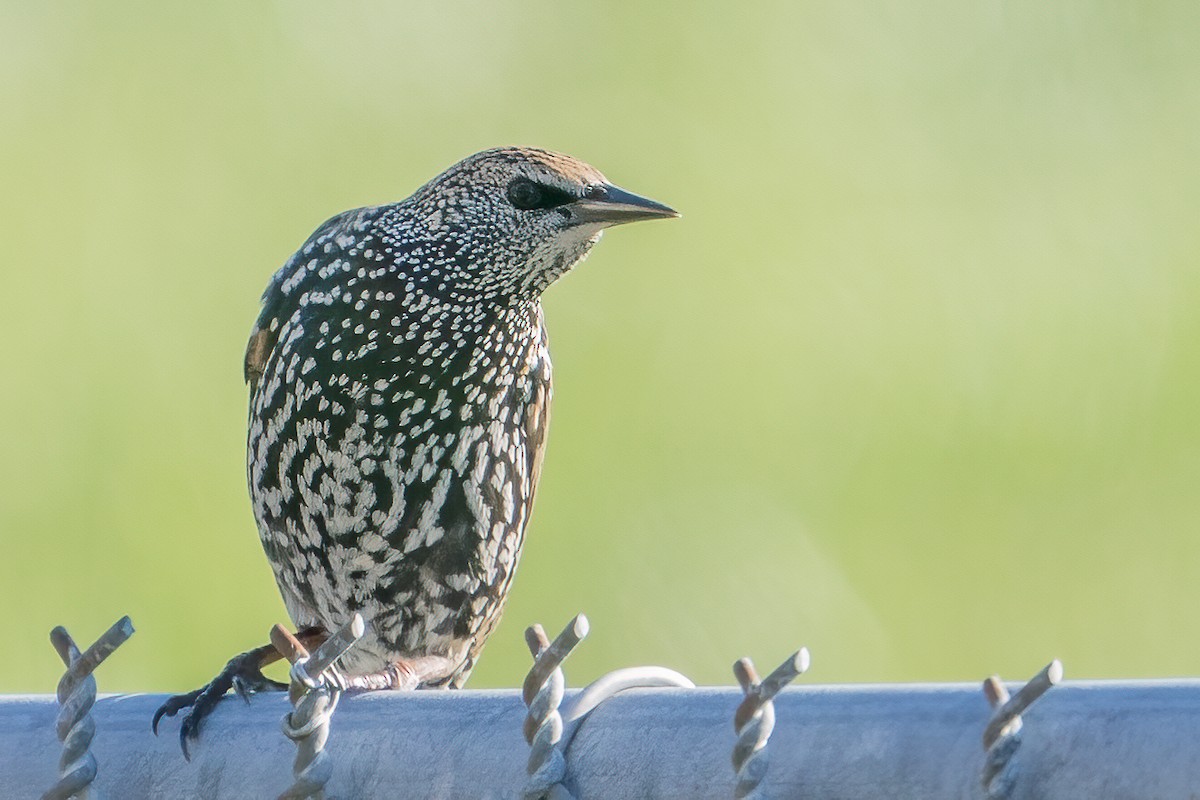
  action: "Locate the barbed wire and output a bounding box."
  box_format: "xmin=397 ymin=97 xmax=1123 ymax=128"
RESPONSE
xmin=269 ymin=614 xmax=366 ymax=800
xmin=18 ymin=607 xmax=1098 ymax=799
xmin=731 ymin=649 xmax=809 ymax=800
xmin=980 ymin=659 xmax=1062 ymax=799
xmin=522 ymin=614 xmax=589 ymax=800
xmin=41 ymin=617 xmax=135 ymax=800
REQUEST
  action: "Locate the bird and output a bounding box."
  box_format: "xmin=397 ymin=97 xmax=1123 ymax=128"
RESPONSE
xmin=152 ymin=147 xmax=677 ymax=753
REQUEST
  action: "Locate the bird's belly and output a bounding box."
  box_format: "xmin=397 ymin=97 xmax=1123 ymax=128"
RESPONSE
xmin=285 ymin=535 xmax=511 ymax=673
xmin=254 ymin=427 xmax=529 ymax=678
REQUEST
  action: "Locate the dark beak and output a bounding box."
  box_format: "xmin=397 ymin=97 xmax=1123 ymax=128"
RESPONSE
xmin=571 ymin=184 xmax=680 ymax=227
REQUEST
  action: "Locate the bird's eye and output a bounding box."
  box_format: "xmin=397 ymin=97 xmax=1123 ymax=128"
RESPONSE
xmin=506 ymin=177 xmax=574 ymax=211
xmin=507 ymin=178 xmax=542 ymax=209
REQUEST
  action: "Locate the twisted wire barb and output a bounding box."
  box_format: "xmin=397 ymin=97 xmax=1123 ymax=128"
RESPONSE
xmin=980 ymin=659 xmax=1063 ymax=799
xmin=522 ymin=614 xmax=589 ymax=800
xmin=269 ymin=614 xmax=365 ymax=800
xmin=731 ymin=648 xmax=810 ymax=800
xmin=42 ymin=616 xmax=135 ymax=800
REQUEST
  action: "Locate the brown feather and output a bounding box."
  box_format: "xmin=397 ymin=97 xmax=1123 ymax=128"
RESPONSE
xmin=244 ymin=326 xmax=274 ymax=391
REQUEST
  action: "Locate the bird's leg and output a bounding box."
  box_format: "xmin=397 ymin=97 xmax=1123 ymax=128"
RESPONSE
xmin=152 ymin=626 xmax=326 ymax=759
xmin=335 ymin=654 xmax=459 ymax=691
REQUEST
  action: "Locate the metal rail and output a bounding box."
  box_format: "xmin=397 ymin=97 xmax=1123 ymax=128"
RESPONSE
xmin=4 ymin=680 xmax=1199 ymax=798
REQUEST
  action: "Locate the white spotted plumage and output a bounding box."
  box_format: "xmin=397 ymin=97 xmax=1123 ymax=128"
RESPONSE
xmin=244 ymin=148 xmax=610 ymax=684
xmin=239 ymin=147 xmax=674 ymax=689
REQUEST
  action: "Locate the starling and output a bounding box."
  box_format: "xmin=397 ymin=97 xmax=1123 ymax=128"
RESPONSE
xmin=153 ymin=147 xmax=677 ymax=749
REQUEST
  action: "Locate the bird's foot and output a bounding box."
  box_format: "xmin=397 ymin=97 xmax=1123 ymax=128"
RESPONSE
xmin=152 ymin=629 xmax=325 ymax=759
xmin=335 ymin=654 xmax=458 ymax=691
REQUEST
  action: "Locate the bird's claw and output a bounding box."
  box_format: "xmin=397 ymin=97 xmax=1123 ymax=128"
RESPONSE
xmin=151 ymin=689 xmax=202 ymax=735
xmin=152 ymin=648 xmax=284 ymax=760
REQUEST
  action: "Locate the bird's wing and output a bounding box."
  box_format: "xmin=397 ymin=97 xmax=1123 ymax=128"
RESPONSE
xmin=524 ymin=313 xmax=553 ymax=504
xmin=244 ymin=208 xmax=371 ymax=392
xmin=526 ymin=378 xmax=551 ymax=505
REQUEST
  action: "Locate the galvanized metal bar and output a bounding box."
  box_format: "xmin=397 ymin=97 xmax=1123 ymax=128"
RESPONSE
xmin=6 ymin=681 xmax=1200 ymax=798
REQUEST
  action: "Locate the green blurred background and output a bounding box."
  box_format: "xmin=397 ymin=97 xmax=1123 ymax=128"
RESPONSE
xmin=3 ymin=2 xmax=1199 ymax=694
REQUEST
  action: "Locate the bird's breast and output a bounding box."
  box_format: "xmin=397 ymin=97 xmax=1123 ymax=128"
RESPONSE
xmin=247 ymin=289 xmax=551 ymax=592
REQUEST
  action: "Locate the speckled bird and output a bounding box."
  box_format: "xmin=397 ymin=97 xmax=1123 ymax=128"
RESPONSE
xmin=153 ymin=147 xmax=677 ymax=749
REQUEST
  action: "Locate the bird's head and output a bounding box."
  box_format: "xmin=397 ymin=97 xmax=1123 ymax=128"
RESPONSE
xmin=399 ymin=147 xmax=678 ymax=301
